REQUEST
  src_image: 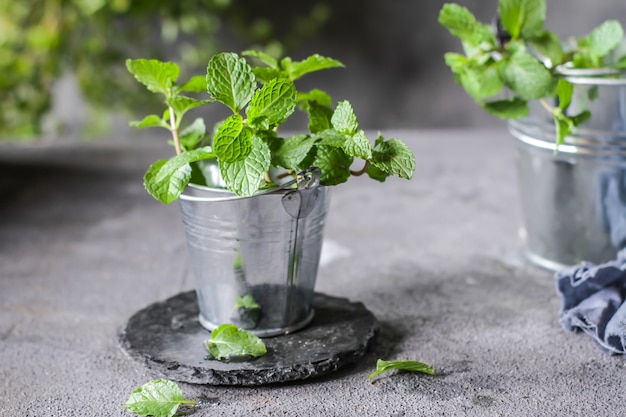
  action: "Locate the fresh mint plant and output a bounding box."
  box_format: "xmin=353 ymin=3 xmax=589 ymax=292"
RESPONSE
xmin=439 ymin=0 xmax=626 ymax=146
xmin=127 ymin=51 xmax=416 ymax=203
xmin=124 ymin=379 xmax=196 ymax=417
xmin=204 ymin=323 xmax=267 ymax=361
xmin=368 ymin=359 xmax=435 ymax=381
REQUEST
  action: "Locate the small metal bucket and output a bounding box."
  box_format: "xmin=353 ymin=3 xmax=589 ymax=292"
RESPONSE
xmin=179 ymin=167 xmax=330 ymax=337
xmin=509 ymin=68 xmax=626 ymax=270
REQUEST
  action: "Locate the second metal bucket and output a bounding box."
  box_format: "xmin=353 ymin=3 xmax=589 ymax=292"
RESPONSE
xmin=178 ymin=168 xmax=330 ymax=337
xmin=510 ymin=69 xmax=626 ymax=270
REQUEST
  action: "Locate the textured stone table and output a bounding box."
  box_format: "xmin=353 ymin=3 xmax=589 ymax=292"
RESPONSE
xmin=1 ymin=129 xmax=625 ymax=416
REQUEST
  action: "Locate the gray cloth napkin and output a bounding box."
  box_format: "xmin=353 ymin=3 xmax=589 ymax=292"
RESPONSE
xmin=555 ymin=248 xmax=626 ymax=354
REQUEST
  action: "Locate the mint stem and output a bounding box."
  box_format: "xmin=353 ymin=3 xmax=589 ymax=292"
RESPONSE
xmin=276 ymin=170 xmax=295 ymax=180
xmin=168 ymin=105 xmax=182 ymax=155
xmin=539 ymin=98 xmax=554 ymax=115
xmin=350 ymin=161 xmax=370 ymax=176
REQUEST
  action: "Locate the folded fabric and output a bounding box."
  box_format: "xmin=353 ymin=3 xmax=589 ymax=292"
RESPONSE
xmin=603 ymin=170 xmax=626 ymax=249
xmin=555 ymin=248 xmax=626 ymax=354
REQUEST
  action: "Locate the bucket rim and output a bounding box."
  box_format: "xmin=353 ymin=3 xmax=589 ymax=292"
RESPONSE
xmin=556 ymin=65 xmax=626 ymax=85
xmin=509 ymin=119 xmax=626 ymax=155
xmin=180 ymin=167 xmax=324 ymax=202
xmin=180 ymin=181 xmax=296 ymax=202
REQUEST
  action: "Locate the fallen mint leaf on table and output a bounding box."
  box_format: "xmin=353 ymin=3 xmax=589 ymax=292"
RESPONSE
xmin=368 ymin=359 xmax=435 ymax=381
xmin=205 ymin=323 xmax=267 ymax=361
xmin=124 ymin=379 xmax=196 ymax=417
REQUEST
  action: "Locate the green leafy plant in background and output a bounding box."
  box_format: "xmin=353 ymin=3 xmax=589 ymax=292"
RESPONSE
xmin=0 ymin=0 xmax=332 ymax=140
xmin=126 ymin=51 xmax=416 ymax=202
xmin=439 ymin=0 xmax=626 ymax=146
xmin=124 ymin=379 xmax=196 ymax=417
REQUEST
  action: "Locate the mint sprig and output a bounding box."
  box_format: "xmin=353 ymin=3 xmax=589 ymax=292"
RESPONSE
xmin=124 ymin=379 xmax=196 ymax=417
xmin=439 ymin=0 xmax=626 ymax=147
xmin=127 ymin=51 xmax=416 ymax=203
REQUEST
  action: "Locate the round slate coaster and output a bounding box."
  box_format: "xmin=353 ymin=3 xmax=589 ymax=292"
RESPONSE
xmin=119 ymin=291 xmax=378 ymax=386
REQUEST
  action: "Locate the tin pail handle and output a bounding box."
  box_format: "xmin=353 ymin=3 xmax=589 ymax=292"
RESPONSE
xmin=280 ymin=167 xmax=322 ymax=219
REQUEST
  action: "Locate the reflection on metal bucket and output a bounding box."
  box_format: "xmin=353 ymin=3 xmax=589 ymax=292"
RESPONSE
xmin=510 ymin=70 xmax=626 ymax=270
xmin=179 ymin=168 xmax=330 ymax=337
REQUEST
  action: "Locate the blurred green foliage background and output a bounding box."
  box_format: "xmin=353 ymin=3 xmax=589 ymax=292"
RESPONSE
xmin=0 ymin=0 xmax=331 ymax=140
xmin=4 ymin=0 xmax=626 ymax=141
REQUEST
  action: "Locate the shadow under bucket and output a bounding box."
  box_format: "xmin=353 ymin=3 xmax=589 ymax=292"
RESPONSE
xmin=510 ymin=68 xmax=626 ymax=270
xmin=178 ymin=168 xmax=330 ymax=337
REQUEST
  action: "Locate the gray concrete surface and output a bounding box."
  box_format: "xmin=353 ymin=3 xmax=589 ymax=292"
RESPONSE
xmin=1 ymin=128 xmax=624 ymax=416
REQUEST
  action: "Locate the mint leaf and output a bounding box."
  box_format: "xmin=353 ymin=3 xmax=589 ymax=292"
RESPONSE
xmin=498 ymin=0 xmax=546 ymax=39
xmin=213 ymin=114 xmax=252 ymax=163
xmin=144 ymin=147 xmax=216 ymax=204
xmin=371 ymin=138 xmax=416 ymax=180
xmin=313 ymin=129 xmax=347 ymax=147
xmin=144 ymin=160 xmax=190 ymax=205
xmin=368 ymin=359 xmax=435 ymax=381
xmin=443 ymin=52 xmax=468 ymax=74
xmin=528 ymin=30 xmax=564 ymax=65
xmin=452 ymin=60 xmax=504 ymax=101
xmin=438 ymin=3 xmax=496 ymax=49
xmin=585 ymin=20 xmax=624 ymax=60
xmin=130 ymin=114 xmax=168 ymax=129
xmin=250 ymin=67 xmax=283 ymax=84
xmin=242 ymin=49 xmax=279 ymax=68
xmin=499 ymin=47 xmax=555 ymax=99
xmin=207 ymin=52 xmax=256 ymax=113
xmin=331 ymin=101 xmax=359 ymax=136
xmin=588 ymin=86 xmax=600 ymax=101
xmin=343 ymin=130 xmax=372 ymax=160
xmin=246 ymin=78 xmax=297 ymax=129
xmin=166 ymin=96 xmax=214 ymax=127
xmin=312 ymin=146 xmax=353 ymax=186
xmin=482 ymin=97 xmax=529 ymax=119
xmin=126 ymin=59 xmax=179 ymax=95
xmin=204 ymin=323 xmax=267 ymax=361
xmin=438 ymin=3 xmax=477 ymax=40
xmin=220 ymin=135 xmax=271 ymax=196
xmin=282 ymin=54 xmax=344 ymax=81
xmin=179 ymin=117 xmax=206 ymax=151
xmin=551 ymin=108 xmax=590 ymax=147
xmin=125 ymin=379 xmax=196 ymax=417
xmin=571 ymin=110 xmax=591 ymax=126
xmin=272 ymin=134 xmax=316 ymax=170
xmin=366 ymin=163 xmax=390 ymax=182
xmin=305 ymin=101 xmax=333 ymax=134
xmin=556 ymin=79 xmax=574 ymax=110
xmin=298 ymin=89 xmax=333 ymax=107
xmin=553 ymin=111 xmax=573 ymax=146
xmin=177 ymin=75 xmax=208 ymax=93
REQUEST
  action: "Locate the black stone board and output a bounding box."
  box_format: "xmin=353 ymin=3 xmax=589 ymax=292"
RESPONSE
xmin=119 ymin=291 xmax=378 ymax=386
